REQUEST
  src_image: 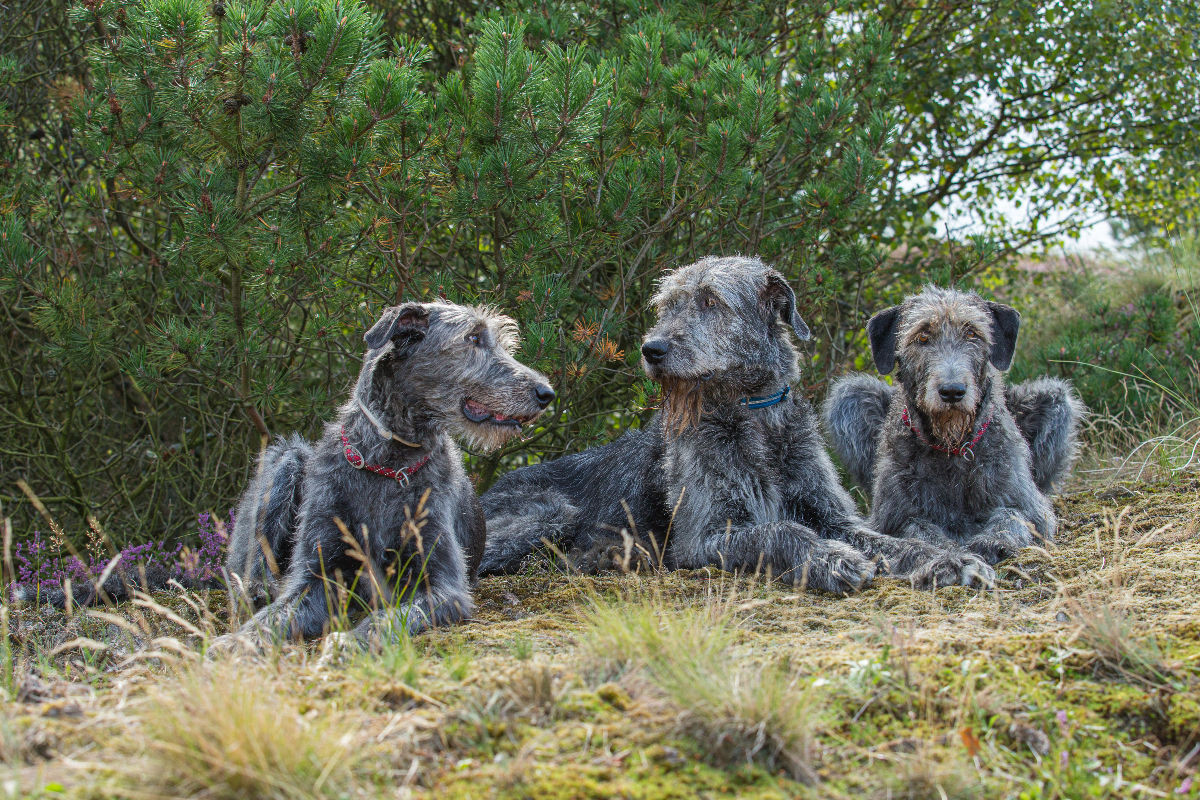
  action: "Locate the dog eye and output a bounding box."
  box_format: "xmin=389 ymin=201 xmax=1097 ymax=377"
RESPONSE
xmin=964 ymin=329 xmax=979 ymax=340
xmin=466 ymin=332 xmax=482 ymax=346
xmin=703 ymin=294 xmax=717 ymax=309
xmin=917 ymin=332 xmax=930 ymax=344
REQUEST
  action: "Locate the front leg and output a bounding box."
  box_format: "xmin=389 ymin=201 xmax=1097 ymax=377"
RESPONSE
xmin=837 ymin=525 xmax=995 ymax=589
xmin=965 ymin=506 xmax=1046 ymax=564
xmin=208 ymin=576 xmax=335 ymax=656
xmin=352 ymin=583 xmax=473 ymax=648
xmin=209 ymin=508 xmax=358 ymax=656
xmin=354 ymin=512 xmax=475 ymax=647
xmin=673 ymin=521 xmax=876 ymax=594
xmin=797 ymin=472 xmax=993 ymax=589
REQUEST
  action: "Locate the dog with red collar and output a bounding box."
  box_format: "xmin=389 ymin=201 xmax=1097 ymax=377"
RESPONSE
xmin=824 ymin=286 xmax=1083 ymax=565
xmin=214 ymin=300 xmax=554 ymax=653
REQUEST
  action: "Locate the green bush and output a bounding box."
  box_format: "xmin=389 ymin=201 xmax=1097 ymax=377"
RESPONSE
xmin=1010 ymin=243 xmax=1200 ymax=452
xmin=1 ymin=0 xmax=893 ymax=545
xmin=4 ymin=0 xmax=1198 ymax=548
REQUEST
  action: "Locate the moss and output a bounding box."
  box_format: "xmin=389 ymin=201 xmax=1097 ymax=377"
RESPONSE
xmin=1166 ymin=692 xmax=1200 ymax=743
xmin=596 ymin=682 xmax=631 ymax=710
xmin=436 ymin=755 xmax=798 ymax=800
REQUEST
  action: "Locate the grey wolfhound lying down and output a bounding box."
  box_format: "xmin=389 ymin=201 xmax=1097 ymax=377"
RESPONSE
xmin=480 ymin=257 xmax=994 ymax=592
xmin=213 ymin=301 xmax=554 ymax=652
xmin=823 ymin=286 xmax=1083 ymax=565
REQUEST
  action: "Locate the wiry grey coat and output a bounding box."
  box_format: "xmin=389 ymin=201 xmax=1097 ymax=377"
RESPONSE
xmin=482 ymin=257 xmax=994 ymax=592
xmin=216 ymin=301 xmax=553 ymax=651
xmin=824 ymin=287 xmax=1083 ymax=564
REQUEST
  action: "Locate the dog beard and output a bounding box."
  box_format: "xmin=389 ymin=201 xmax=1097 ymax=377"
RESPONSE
xmin=659 ymin=376 xmax=704 ymax=437
xmin=926 ymin=407 xmax=976 ymax=448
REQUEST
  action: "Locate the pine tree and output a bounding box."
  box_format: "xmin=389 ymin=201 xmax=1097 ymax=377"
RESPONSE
xmin=5 ymin=0 xmax=895 ymax=545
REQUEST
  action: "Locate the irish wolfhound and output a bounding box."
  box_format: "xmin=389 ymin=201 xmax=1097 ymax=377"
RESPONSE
xmin=212 ymin=301 xmax=554 ymax=651
xmin=823 ymin=286 xmax=1083 ymax=564
xmin=480 ymin=257 xmax=994 ymax=591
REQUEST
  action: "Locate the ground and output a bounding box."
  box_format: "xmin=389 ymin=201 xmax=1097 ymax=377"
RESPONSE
xmin=2 ymin=478 xmax=1199 ymax=799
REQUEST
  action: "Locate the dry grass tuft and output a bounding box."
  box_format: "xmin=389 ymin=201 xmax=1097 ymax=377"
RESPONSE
xmin=501 ymin=660 xmax=563 ymax=722
xmin=1066 ymin=596 xmax=1174 ymax=688
xmin=132 ymin=664 xmax=359 ymax=800
xmin=579 ymin=591 xmax=819 ymax=783
xmin=659 ymin=654 xmax=820 ymax=784
xmin=577 ymin=590 xmax=735 ymax=680
xmin=874 ymin=750 xmax=981 ymax=800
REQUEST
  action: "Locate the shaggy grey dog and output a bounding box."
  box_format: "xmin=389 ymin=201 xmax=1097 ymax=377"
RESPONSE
xmin=480 ymin=257 xmax=994 ymax=591
xmin=823 ymin=286 xmax=1083 ymax=564
xmin=213 ymin=301 xmax=554 ymax=651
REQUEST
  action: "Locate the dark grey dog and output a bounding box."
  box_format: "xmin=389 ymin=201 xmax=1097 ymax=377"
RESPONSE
xmin=480 ymin=257 xmax=994 ymax=591
xmin=823 ymin=286 xmax=1083 ymax=564
xmin=213 ymin=301 xmax=554 ymax=651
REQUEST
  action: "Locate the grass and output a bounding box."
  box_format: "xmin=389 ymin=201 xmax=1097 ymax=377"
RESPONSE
xmin=1 ymin=476 xmax=1198 ymax=798
xmin=1010 ymin=237 xmax=1200 ymax=484
xmin=1066 ymin=598 xmax=1174 ymax=689
xmin=579 ymin=591 xmax=819 ymax=782
xmin=130 ymin=664 xmax=360 ymax=800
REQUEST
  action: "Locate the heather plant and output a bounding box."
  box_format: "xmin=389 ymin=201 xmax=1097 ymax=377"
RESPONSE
xmin=9 ymin=511 xmax=230 ymax=601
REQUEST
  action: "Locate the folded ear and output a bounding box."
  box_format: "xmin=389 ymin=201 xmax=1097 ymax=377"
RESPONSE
xmin=986 ymin=301 xmax=1020 ymax=370
xmin=363 ymin=303 xmax=429 ymax=351
xmin=867 ymin=305 xmax=901 ymax=375
xmin=762 ymin=273 xmax=811 ymax=341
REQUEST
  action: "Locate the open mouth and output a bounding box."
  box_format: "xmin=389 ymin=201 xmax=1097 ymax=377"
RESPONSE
xmin=461 ymin=399 xmax=532 ymax=428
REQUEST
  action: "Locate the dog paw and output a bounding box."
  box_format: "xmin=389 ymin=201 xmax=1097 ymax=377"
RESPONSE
xmin=795 ymin=542 xmax=876 ymax=594
xmin=966 ymin=535 xmax=1028 ymax=566
xmin=571 ymin=538 xmax=655 ymax=575
xmin=909 ymin=551 xmax=996 ymax=590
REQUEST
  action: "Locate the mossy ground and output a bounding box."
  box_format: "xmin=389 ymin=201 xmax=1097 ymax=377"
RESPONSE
xmin=3 ymin=478 xmax=1198 ymax=799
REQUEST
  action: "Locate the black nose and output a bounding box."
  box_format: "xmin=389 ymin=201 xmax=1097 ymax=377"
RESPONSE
xmin=938 ymin=383 xmax=967 ymax=403
xmin=641 ymin=339 xmax=670 ymax=365
xmin=534 ymin=384 xmax=556 ymax=408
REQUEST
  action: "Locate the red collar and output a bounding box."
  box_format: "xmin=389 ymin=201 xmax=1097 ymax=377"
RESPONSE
xmin=901 ymin=407 xmax=993 ymax=459
xmin=340 ymin=426 xmax=430 ymax=487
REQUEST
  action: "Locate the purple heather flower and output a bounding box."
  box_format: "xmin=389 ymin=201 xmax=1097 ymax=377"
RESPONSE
xmin=9 ymin=510 xmax=233 ymax=599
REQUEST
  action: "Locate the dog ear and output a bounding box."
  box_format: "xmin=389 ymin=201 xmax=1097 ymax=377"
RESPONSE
xmin=867 ymin=305 xmax=901 ymax=375
xmin=363 ymin=303 xmax=429 ymax=350
xmin=986 ymin=301 xmax=1020 ymax=370
xmin=762 ymin=273 xmax=811 ymax=341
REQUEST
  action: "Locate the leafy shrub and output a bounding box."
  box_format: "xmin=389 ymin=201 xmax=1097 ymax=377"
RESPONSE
xmin=1013 ymin=272 xmax=1198 ymax=420
xmin=2 ymin=0 xmax=894 ymax=548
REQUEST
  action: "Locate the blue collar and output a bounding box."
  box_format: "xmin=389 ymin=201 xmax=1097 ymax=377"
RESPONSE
xmin=738 ymin=385 xmax=790 ymax=409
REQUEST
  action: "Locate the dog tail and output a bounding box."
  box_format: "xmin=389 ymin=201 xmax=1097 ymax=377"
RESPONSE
xmin=478 ymin=487 xmax=580 ymax=576
xmin=822 ymin=374 xmax=892 ymax=493
xmin=225 ymin=433 xmax=311 ymax=600
xmin=1006 ymin=377 xmax=1085 ymax=493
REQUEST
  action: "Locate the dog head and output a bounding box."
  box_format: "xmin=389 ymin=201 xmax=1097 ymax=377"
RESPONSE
xmin=867 ymin=286 xmax=1019 ymax=446
xmin=641 ymin=256 xmax=810 ymax=431
xmin=359 ymin=301 xmax=555 ymax=451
